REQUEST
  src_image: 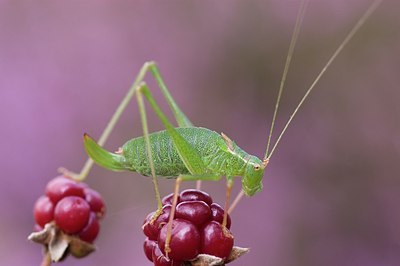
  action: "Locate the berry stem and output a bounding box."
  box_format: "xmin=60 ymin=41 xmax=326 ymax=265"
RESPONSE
xmin=40 ymin=252 xmax=51 ymax=266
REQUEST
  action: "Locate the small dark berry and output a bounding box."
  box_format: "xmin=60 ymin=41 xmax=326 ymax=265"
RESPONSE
xmin=180 ymin=189 xmax=213 ymax=206
xmin=210 ymin=203 xmax=231 ymax=229
xmin=143 ymin=211 xmax=157 ymax=240
xmin=158 ymin=219 xmax=200 ymax=261
xmin=162 ymin=193 xmax=180 ymax=206
xmin=143 ymin=237 xmax=157 ymax=262
xmin=201 ymin=221 xmax=234 ymax=259
xmin=175 ymin=201 xmax=211 ymax=228
xmin=152 ymin=243 xmax=182 ymax=266
xmin=54 ymin=196 xmax=90 ymax=234
xmin=142 ymin=205 xmax=171 ymax=241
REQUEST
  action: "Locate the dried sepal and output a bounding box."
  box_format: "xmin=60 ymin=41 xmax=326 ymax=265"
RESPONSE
xmin=28 ymin=223 xmax=95 ymax=262
xmin=28 ymin=223 xmax=53 ymax=244
xmin=224 ymin=246 xmax=249 ymax=263
xmin=187 ymin=254 xmax=224 ymax=266
xmin=68 ymin=235 xmax=96 ymax=258
xmin=48 ymin=227 xmax=69 ymax=261
xmin=184 ymin=246 xmax=249 ymax=266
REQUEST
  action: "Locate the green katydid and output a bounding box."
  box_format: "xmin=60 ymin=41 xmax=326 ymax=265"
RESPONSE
xmin=62 ymin=0 xmax=383 ymax=259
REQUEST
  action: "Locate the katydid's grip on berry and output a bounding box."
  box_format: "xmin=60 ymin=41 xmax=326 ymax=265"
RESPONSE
xmin=143 ymin=190 xmax=235 ymax=264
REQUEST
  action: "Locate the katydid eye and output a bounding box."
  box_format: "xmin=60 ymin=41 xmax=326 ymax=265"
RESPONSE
xmin=254 ymin=165 xmax=261 ymax=170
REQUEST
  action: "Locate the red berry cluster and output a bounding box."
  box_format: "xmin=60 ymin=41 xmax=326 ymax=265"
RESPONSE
xmin=143 ymin=189 xmax=234 ymax=265
xmin=33 ymin=175 xmax=105 ymax=243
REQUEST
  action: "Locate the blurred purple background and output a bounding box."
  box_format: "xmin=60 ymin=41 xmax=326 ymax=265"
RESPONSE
xmin=1 ymin=0 xmax=399 ymax=265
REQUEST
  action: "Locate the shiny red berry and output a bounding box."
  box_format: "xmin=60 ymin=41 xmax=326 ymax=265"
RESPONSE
xmin=45 ymin=176 xmax=85 ymax=204
xmin=54 ymin=196 xmax=90 ymax=234
xmin=175 ymin=201 xmax=211 ymax=228
xmin=84 ymin=187 xmax=106 ymax=219
xmin=158 ymin=219 xmax=200 ymax=261
xmin=143 ymin=237 xmax=157 ymax=262
xmin=180 ymin=189 xmax=213 ymax=206
xmin=152 ymin=242 xmax=183 ymax=266
xmin=210 ymin=203 xmax=231 ymax=229
xmin=33 ymin=195 xmax=55 ymax=227
xmin=143 ymin=205 xmax=171 ymax=241
xmin=162 ymin=193 xmax=180 ymax=206
xmin=143 ymin=211 xmax=157 ymax=240
xmin=201 ymin=221 xmax=234 ymax=259
xmin=78 ymin=212 xmax=100 ymax=243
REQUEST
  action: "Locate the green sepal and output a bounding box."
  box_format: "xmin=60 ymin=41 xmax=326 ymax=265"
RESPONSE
xmin=83 ymin=134 xmax=127 ymax=171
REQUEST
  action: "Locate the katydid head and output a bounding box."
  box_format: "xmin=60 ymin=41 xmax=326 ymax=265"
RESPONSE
xmin=242 ymin=157 xmax=268 ymax=196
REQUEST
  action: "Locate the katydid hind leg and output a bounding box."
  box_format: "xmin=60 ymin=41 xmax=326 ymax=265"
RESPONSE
xmin=137 ymin=83 xmax=207 ymax=175
xmin=136 ymin=81 xmax=212 ymax=213
xmin=136 ymin=86 xmax=163 ymax=210
xmin=147 ymin=63 xmax=208 ymax=189
xmin=148 ymin=63 xmax=194 ymax=128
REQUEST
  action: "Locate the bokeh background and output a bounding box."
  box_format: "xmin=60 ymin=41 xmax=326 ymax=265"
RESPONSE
xmin=1 ymin=0 xmax=399 ymax=265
